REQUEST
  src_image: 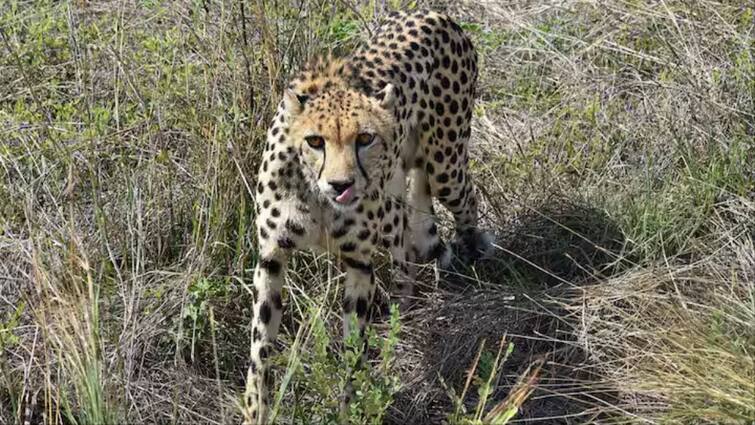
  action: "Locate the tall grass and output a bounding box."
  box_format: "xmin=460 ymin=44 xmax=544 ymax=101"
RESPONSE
xmin=1 ymin=0 xmax=753 ymax=424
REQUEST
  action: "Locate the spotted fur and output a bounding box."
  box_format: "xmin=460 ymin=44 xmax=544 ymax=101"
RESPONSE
xmin=243 ymin=10 xmax=491 ymax=424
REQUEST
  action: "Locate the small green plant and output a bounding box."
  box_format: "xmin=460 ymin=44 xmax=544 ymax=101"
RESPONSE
xmin=459 ymin=22 xmax=509 ymax=54
xmin=268 ymin=302 xmax=402 ymax=424
xmin=326 ymin=17 xmax=361 ymax=46
xmin=443 ymin=338 xmax=542 ymax=425
xmin=183 ymin=277 xmax=229 ymax=361
xmin=0 ymin=302 xmax=24 ymax=352
xmin=343 ymin=305 xmax=402 ymax=424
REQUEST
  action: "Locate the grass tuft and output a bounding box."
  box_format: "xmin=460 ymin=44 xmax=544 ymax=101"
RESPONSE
xmin=1 ymin=0 xmax=753 ymax=424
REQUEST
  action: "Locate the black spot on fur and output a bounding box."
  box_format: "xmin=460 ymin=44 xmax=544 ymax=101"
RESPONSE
xmin=278 ymin=238 xmax=296 ymax=249
xmin=259 ymin=302 xmax=272 ymax=324
xmin=272 ymin=292 xmax=283 ymax=310
xmin=356 ymin=297 xmax=368 ymax=317
xmin=286 ymin=220 xmax=306 ymax=236
xmin=259 ymin=258 xmax=281 ymax=275
xmin=342 ymin=257 xmax=373 ymax=274
xmin=428 ymin=242 xmax=447 ymax=261
xmin=331 ymin=226 xmax=349 ymax=239
xmin=343 ymin=297 xmax=355 ymax=313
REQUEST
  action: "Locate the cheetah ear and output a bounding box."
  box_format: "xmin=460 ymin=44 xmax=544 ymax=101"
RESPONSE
xmin=373 ymin=84 xmax=396 ymax=109
xmin=283 ymin=89 xmax=309 ymax=116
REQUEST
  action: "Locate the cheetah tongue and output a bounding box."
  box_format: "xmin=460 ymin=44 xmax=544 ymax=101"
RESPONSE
xmin=335 ymin=186 xmax=355 ymax=204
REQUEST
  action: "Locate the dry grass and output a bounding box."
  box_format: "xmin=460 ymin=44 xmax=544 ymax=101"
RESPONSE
xmin=1 ymin=0 xmax=753 ymax=424
xmin=563 ymin=197 xmax=754 ymax=424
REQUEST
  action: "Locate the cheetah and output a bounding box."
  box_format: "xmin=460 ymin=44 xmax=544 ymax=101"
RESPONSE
xmin=243 ymin=10 xmax=491 ymax=424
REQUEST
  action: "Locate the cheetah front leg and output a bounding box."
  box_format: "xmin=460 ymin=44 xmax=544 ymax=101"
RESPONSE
xmin=339 ymin=254 xmax=376 ymax=418
xmin=243 ymin=251 xmax=287 ymax=425
xmin=408 ymin=167 xmax=452 ymax=267
xmin=382 ymin=169 xmax=421 ymax=308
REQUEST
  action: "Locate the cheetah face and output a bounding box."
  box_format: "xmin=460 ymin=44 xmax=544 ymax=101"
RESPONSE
xmin=285 ymin=85 xmax=396 ymax=210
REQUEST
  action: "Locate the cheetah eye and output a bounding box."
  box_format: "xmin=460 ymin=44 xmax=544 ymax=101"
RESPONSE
xmin=356 ymin=133 xmax=375 ymax=148
xmin=305 ymin=135 xmax=325 ymax=149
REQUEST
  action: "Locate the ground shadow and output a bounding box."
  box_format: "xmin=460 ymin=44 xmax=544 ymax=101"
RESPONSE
xmin=386 ymin=200 xmax=628 ymax=424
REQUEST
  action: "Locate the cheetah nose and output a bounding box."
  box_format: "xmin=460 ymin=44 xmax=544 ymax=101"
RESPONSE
xmin=328 ymin=179 xmax=354 ymax=194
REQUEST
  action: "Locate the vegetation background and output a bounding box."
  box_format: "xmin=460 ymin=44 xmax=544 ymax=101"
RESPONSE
xmin=1 ymin=0 xmax=753 ymax=424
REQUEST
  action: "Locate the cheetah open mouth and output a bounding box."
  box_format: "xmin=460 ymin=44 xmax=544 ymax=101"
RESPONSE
xmin=334 ymin=186 xmax=356 ymax=204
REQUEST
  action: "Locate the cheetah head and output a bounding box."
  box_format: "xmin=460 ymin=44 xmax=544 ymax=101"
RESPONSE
xmin=285 ymin=81 xmax=397 ymax=211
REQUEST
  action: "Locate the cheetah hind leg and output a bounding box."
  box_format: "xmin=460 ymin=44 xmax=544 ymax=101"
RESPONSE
xmin=451 ymin=227 xmax=494 ymax=264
